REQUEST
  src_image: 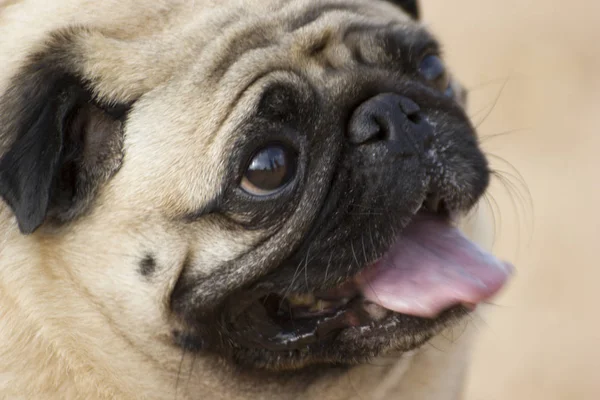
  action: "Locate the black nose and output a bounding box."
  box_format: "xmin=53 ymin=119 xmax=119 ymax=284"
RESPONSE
xmin=347 ymin=93 xmax=434 ymax=153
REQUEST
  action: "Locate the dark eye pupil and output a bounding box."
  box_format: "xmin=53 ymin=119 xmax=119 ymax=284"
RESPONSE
xmin=242 ymin=145 xmax=296 ymax=195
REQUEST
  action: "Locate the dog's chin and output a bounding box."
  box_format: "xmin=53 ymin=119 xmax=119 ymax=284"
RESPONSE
xmin=193 ymin=209 xmax=512 ymax=371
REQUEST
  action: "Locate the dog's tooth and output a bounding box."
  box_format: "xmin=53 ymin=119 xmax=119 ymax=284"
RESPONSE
xmin=309 ymin=300 xmax=333 ymax=312
xmin=287 ymin=293 xmax=316 ymax=306
xmin=362 ymin=301 xmax=389 ymax=321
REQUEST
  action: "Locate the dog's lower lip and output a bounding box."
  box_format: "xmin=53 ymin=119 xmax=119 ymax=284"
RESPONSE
xmin=230 ymin=292 xmax=384 ymax=352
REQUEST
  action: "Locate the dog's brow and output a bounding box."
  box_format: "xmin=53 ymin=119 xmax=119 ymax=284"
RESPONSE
xmin=412 ymin=33 xmax=441 ymax=57
xmin=286 ymin=3 xmax=363 ymax=32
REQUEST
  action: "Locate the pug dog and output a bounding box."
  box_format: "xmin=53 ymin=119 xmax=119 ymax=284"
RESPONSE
xmin=0 ymin=0 xmax=512 ymax=399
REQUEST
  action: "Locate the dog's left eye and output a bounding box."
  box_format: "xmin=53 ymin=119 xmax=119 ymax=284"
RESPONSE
xmin=418 ymin=54 xmax=452 ymax=96
xmin=241 ymin=144 xmax=297 ymax=196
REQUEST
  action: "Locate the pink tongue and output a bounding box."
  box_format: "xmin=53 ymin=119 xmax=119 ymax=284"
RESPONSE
xmin=356 ymin=216 xmax=512 ymax=318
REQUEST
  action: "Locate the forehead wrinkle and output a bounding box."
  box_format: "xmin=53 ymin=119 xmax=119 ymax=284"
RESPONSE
xmin=183 ymin=1 xmax=425 ymax=146
xmin=197 ymin=0 xmax=415 ymax=87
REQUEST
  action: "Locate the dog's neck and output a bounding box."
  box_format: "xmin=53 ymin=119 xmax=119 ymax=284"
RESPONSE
xmin=0 ymin=221 xmax=134 ymax=399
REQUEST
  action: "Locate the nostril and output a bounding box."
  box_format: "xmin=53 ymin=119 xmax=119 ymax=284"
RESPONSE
xmin=397 ymin=97 xmax=422 ymax=124
xmin=407 ymin=113 xmax=422 ymax=124
xmin=347 ymin=93 xmax=432 ymax=147
xmin=397 ymin=96 xmax=421 ymax=116
xmin=347 ymin=113 xmax=386 ymax=145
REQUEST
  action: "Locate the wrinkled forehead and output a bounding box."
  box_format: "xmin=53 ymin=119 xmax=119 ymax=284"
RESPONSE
xmin=163 ymin=3 xmax=429 ymax=126
xmin=56 ymin=1 xmax=426 ymax=102
xmin=65 ymin=0 xmax=430 ymax=214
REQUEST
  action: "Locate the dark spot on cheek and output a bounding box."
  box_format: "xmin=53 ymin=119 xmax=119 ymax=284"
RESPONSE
xmin=139 ymin=254 xmax=157 ymax=277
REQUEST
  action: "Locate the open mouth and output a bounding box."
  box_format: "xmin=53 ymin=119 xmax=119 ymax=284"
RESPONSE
xmin=226 ymin=208 xmax=513 ymax=354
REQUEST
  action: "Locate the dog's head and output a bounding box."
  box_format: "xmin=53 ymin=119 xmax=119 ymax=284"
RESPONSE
xmin=0 ymin=0 xmax=510 ymax=373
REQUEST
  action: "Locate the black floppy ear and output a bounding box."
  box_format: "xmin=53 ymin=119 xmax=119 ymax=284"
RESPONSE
xmin=0 ymin=37 xmax=128 ymax=234
xmin=387 ymin=0 xmax=420 ymax=20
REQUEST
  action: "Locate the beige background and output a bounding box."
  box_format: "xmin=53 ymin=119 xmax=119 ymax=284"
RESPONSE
xmin=421 ymin=1 xmax=600 ymax=399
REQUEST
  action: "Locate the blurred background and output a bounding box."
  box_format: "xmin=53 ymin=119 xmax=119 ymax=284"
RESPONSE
xmin=422 ymin=1 xmax=600 ymax=399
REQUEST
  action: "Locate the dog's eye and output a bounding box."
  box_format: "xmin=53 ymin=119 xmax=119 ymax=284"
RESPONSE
xmin=241 ymin=144 xmax=297 ymax=196
xmin=418 ymin=55 xmax=451 ymax=95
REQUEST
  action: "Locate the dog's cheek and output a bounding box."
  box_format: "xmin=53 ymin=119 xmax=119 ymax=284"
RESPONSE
xmin=50 ymin=215 xmax=190 ymax=341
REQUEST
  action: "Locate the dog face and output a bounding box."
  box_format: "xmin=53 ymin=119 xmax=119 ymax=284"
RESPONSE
xmin=0 ymin=0 xmax=509 ymax=379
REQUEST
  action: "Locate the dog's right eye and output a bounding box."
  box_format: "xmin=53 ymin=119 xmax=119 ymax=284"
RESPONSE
xmin=241 ymin=144 xmax=297 ymax=196
xmin=418 ymin=54 xmax=451 ymax=94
